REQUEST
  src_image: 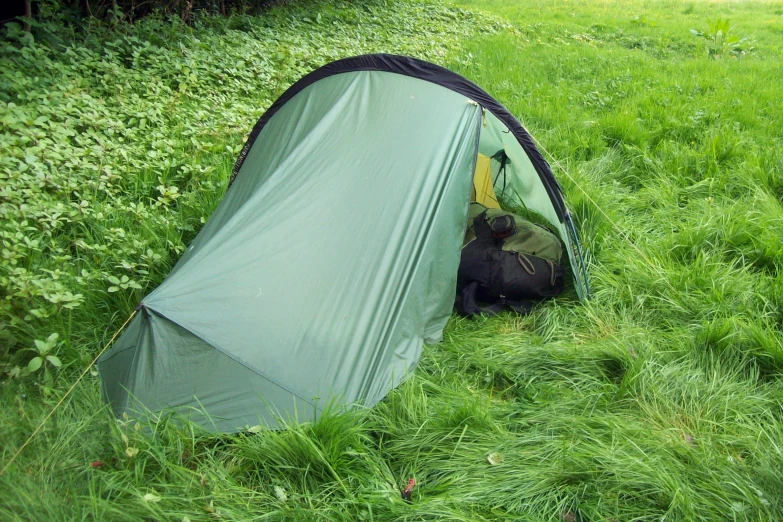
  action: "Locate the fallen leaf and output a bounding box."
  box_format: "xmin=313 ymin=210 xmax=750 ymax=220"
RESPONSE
xmin=274 ymin=485 xmax=288 ymax=502
xmin=126 ymin=446 xmax=139 ymax=458
xmin=143 ymin=492 xmax=161 ymax=503
xmin=401 ymin=478 xmax=415 ymax=501
xmin=487 ymin=452 xmax=504 ymax=466
xmin=560 ymin=510 xmax=577 ymax=522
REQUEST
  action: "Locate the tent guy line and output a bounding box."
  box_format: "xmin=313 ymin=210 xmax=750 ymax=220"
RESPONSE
xmin=0 ymin=310 xmax=139 ymax=476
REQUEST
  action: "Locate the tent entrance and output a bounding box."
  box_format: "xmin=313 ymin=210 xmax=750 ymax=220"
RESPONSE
xmin=474 ymin=111 xmax=590 ymax=300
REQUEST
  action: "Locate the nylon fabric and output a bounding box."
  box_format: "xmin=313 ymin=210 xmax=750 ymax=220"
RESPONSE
xmin=227 ymin=54 xmax=588 ymax=299
xmin=99 ymin=310 xmax=307 ymax=431
xmin=101 ymin=71 xmax=482 ymax=431
xmin=99 ymin=55 xmax=588 ymax=432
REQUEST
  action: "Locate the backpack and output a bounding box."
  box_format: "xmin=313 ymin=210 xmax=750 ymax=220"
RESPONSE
xmin=456 ymin=205 xmax=565 ymax=316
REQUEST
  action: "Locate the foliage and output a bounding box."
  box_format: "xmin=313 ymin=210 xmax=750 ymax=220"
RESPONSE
xmin=7 ymin=0 xmax=294 ymax=26
xmin=10 ymin=332 xmax=63 ymax=395
xmin=690 ymin=18 xmax=756 ymax=57
xmin=0 ymin=0 xmax=501 ymax=377
xmin=2 ymin=0 xmax=783 ymax=520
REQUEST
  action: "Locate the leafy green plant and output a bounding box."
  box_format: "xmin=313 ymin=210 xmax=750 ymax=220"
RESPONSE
xmin=631 ymin=15 xmax=656 ymax=27
xmin=22 ymin=333 xmax=62 ymax=394
xmin=690 ymin=18 xmax=756 ymax=57
xmin=106 ymin=275 xmax=143 ymax=293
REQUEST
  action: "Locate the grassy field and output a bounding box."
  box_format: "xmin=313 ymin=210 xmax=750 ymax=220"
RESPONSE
xmin=2 ymin=0 xmax=783 ymax=520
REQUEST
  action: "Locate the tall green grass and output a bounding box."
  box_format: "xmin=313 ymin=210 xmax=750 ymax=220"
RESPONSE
xmin=2 ymin=0 xmax=783 ymax=520
xmin=443 ymin=0 xmax=783 ymax=519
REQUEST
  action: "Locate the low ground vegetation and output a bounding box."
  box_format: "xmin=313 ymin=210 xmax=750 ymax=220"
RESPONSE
xmin=2 ymin=0 xmax=783 ymax=520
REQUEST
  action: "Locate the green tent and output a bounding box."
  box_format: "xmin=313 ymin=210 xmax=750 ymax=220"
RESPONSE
xmin=98 ymin=54 xmax=589 ymax=432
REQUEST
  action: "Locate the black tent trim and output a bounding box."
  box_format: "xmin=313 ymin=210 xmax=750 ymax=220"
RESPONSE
xmin=228 ymin=53 xmax=590 ymax=298
xmin=230 ymin=54 xmax=564 ymax=207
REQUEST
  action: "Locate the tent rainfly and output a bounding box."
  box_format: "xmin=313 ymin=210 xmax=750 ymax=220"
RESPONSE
xmin=98 ymin=54 xmax=589 ymax=432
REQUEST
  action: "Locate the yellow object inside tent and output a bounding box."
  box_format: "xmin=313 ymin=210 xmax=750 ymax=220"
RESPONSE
xmin=471 ymin=153 xmax=500 ymax=209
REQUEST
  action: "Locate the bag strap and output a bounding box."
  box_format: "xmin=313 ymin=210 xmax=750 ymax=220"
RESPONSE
xmin=518 ymin=253 xmax=559 ymax=286
xmin=472 ymin=211 xmax=492 ymax=240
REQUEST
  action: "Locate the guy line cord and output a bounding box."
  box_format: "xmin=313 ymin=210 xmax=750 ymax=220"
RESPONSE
xmin=0 ymin=310 xmax=138 ymax=476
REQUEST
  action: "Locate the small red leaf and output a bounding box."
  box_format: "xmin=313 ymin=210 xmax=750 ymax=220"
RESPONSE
xmin=402 ymin=478 xmax=415 ymax=501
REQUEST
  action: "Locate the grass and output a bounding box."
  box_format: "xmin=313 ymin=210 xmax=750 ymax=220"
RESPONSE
xmin=2 ymin=0 xmax=783 ymax=520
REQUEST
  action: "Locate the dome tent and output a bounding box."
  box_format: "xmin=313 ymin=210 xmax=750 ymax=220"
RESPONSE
xmin=98 ymin=54 xmax=589 ymax=432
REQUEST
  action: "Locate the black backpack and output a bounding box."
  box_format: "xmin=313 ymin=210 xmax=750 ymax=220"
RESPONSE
xmin=456 ymin=210 xmax=565 ymax=316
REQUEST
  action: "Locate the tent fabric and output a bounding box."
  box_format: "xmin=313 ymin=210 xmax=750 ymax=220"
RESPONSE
xmin=229 ymin=54 xmax=589 ymax=300
xmin=99 ymin=310 xmax=302 ymax=429
xmin=230 ymin=55 xmax=567 ymax=221
xmin=100 ymin=70 xmax=484 ymax=431
xmin=98 ymin=54 xmax=589 ymax=432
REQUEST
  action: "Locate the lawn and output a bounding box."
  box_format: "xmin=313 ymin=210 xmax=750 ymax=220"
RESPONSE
xmin=2 ymin=0 xmax=783 ymax=520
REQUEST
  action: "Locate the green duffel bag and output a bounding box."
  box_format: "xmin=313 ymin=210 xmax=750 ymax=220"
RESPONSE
xmin=464 ymin=203 xmax=563 ymax=264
